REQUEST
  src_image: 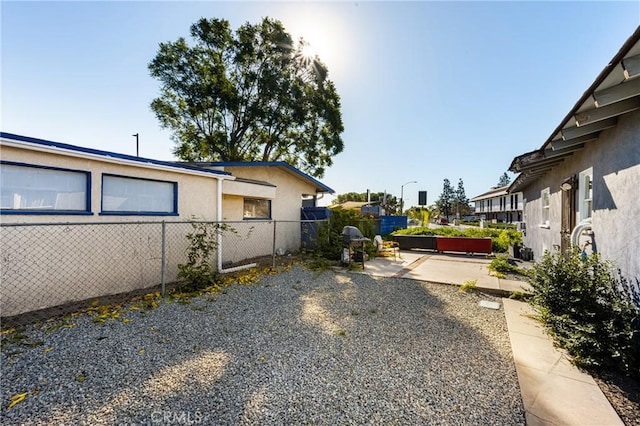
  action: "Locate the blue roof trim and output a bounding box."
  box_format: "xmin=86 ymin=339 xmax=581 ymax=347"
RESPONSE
xmin=205 ymin=161 xmax=334 ymax=193
xmin=0 ymin=132 xmax=231 ymax=177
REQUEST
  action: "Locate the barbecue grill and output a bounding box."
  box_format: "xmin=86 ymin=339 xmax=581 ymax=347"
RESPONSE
xmin=341 ymin=226 xmax=370 ymax=268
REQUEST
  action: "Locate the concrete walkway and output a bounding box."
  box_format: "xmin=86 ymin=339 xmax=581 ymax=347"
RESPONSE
xmin=366 ymin=251 xmax=530 ymax=294
xmin=363 ymin=251 xmax=623 ymax=426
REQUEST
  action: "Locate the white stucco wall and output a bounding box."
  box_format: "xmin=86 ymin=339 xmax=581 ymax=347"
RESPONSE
xmin=521 ymin=109 xmax=640 ymax=283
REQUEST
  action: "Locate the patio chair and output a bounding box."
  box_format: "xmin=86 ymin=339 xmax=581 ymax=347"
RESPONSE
xmin=373 ymin=235 xmax=400 ymax=260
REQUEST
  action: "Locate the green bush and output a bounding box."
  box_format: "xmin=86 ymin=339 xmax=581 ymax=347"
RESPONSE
xmin=530 ymin=249 xmax=640 ymax=377
xmin=392 ymin=226 xmax=522 ymax=253
xmin=314 ymin=208 xmax=376 ymax=261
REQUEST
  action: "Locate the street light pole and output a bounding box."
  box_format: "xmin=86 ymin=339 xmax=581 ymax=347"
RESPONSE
xmin=400 ymin=180 xmax=417 ymax=216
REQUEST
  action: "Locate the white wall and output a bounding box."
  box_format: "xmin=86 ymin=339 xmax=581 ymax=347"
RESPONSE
xmin=521 ymin=109 xmax=640 ymax=282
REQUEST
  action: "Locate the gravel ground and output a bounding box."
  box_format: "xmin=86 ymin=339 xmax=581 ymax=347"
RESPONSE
xmin=1 ymin=266 xmax=524 ymax=425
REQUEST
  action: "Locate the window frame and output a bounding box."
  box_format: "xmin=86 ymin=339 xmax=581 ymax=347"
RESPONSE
xmin=0 ymin=161 xmax=92 ymax=215
xmin=540 ymin=187 xmax=550 ymax=228
xmin=243 ymin=197 xmax=272 ymax=220
xmin=100 ymin=173 xmax=178 ymax=216
xmin=579 ymin=168 xmax=593 ymax=222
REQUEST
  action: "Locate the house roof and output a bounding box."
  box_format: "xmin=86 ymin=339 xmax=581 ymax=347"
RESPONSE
xmin=470 ymin=185 xmax=510 ymax=202
xmin=0 ymin=132 xmax=233 ymax=179
xmin=509 ymin=26 xmax=640 ymax=192
xmin=183 ymin=161 xmax=334 ymax=194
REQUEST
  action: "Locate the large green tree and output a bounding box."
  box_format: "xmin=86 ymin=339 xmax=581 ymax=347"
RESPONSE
xmin=148 ymin=17 xmax=344 ymax=178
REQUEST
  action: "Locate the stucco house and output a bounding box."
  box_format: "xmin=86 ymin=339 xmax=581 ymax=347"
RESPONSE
xmin=470 ymin=185 xmax=523 ymax=223
xmin=508 ymin=26 xmax=640 ymax=283
xmin=0 ymin=133 xmax=334 ymax=317
xmin=180 ymin=161 xmax=334 ymax=262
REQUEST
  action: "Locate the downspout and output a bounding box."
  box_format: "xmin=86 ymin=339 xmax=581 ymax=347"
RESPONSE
xmin=216 ymin=177 xmax=257 ymax=274
xmin=216 ymin=178 xmax=223 ymax=272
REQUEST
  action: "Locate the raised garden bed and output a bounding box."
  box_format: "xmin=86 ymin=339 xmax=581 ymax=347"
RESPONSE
xmin=436 ymin=237 xmax=492 ymax=255
xmin=392 ymin=235 xmax=437 ymax=250
xmin=392 ymin=235 xmax=492 ymax=254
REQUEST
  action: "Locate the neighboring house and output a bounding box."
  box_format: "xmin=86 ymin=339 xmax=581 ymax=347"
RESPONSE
xmin=0 ymin=133 xmax=334 ymax=317
xmin=0 ymin=132 xmax=231 ymax=316
xmin=508 ymin=26 xmax=640 ymax=283
xmin=181 ymin=161 xmax=334 ymax=257
xmin=470 ymin=185 xmax=523 ymax=223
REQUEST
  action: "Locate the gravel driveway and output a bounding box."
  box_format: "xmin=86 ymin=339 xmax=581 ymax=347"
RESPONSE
xmin=1 ymin=266 xmax=524 ymax=425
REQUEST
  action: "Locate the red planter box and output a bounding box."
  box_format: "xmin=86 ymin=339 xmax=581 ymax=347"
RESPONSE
xmin=436 ymin=237 xmax=492 ymax=254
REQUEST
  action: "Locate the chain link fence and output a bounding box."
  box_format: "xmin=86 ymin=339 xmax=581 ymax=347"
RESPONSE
xmin=0 ymin=219 xmax=328 ymax=326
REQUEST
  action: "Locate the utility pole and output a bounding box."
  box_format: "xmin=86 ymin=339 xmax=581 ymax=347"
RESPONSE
xmin=132 ymin=133 xmax=139 ymax=157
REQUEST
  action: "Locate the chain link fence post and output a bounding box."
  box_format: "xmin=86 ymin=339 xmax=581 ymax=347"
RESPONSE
xmin=161 ymin=221 xmax=166 ymax=296
xmin=272 ymin=220 xmax=277 ymax=269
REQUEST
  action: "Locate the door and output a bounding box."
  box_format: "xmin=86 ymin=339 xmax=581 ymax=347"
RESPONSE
xmin=560 ymin=177 xmax=576 ymax=254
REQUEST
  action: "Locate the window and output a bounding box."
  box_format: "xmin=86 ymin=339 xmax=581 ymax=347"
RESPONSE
xmin=579 ymin=168 xmax=593 ymax=221
xmin=243 ymin=198 xmax=271 ymax=219
xmin=541 ymin=187 xmax=550 ymax=227
xmin=101 ymin=174 xmax=177 ymax=215
xmin=0 ymin=162 xmax=90 ymax=214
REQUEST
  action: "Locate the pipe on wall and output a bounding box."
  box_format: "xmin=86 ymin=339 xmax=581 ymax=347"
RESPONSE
xmin=570 ymin=218 xmax=593 ymax=247
xmin=215 ymin=177 xmax=257 ymax=274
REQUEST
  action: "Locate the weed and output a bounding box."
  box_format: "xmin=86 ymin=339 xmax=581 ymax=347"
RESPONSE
xmin=459 ymin=279 xmax=477 ymax=293
xmin=178 ymin=221 xmax=232 ymax=292
xmin=509 ymin=290 xmax=527 ymax=301
xmin=489 ymin=255 xmax=532 ymax=277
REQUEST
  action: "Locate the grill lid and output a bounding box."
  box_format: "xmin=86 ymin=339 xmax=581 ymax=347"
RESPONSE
xmin=341 ymin=226 xmax=370 ymax=243
xmin=342 ymin=226 xmax=364 ymax=238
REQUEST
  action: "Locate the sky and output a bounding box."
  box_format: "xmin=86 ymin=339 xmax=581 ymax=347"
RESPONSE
xmin=2 ymin=1 xmax=639 ymax=209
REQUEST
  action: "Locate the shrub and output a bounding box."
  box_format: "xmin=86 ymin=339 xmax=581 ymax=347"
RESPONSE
xmin=314 ymin=208 xmax=376 ymax=261
xmin=530 ymin=249 xmax=640 ymax=377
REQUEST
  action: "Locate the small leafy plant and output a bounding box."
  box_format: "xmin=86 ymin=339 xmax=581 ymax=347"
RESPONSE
xmin=489 ymin=255 xmax=532 ymax=278
xmin=178 ymin=221 xmax=233 ymax=292
xmin=459 ymin=279 xmax=477 ymax=293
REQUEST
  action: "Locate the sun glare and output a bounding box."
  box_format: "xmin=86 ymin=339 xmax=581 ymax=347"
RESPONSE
xmin=283 ymin=8 xmax=350 ymax=79
xmin=301 ymin=42 xmax=318 ymax=60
